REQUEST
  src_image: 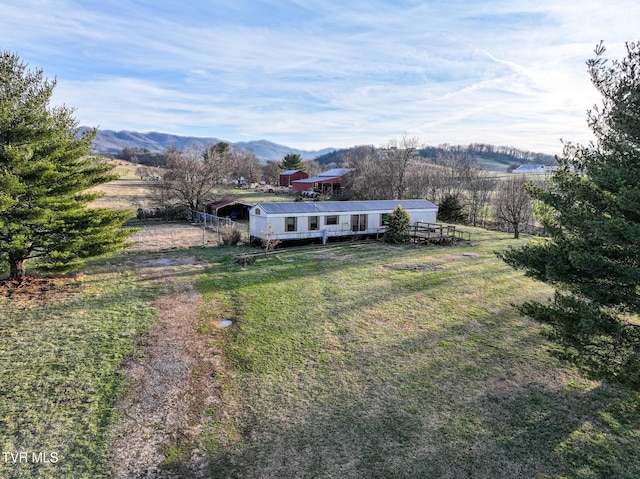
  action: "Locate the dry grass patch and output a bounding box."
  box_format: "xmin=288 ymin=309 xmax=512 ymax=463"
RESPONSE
xmin=125 ymin=222 xmax=213 ymax=251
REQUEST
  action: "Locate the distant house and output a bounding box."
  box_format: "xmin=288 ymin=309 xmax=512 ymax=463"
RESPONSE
xmin=279 ymin=169 xmax=308 ymax=187
xmin=512 ymin=164 xmax=547 ymax=174
xmin=292 ymin=167 xmax=354 ymax=195
xmin=249 ymin=199 xmax=438 ymax=243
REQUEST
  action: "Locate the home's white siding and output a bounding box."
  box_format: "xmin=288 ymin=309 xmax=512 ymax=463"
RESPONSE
xmin=250 ymin=203 xmax=438 ymax=242
xmin=249 ymin=212 xmax=269 ymax=239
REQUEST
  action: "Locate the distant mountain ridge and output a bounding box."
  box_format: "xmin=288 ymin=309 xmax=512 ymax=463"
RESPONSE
xmin=85 ymin=128 xmax=556 ymax=171
xmin=84 ymin=128 xmax=335 ymax=161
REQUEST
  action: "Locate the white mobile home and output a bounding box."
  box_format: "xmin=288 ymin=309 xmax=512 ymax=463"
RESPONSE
xmin=249 ymin=199 xmax=438 ymax=243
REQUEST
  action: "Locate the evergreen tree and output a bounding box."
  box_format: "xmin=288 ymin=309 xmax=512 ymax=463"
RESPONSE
xmin=280 ymin=153 xmax=305 ymax=171
xmin=437 ymin=193 xmax=466 ymax=224
xmin=384 ymin=205 xmax=411 ymax=243
xmin=498 ymin=42 xmax=640 ymax=385
xmin=0 ymin=50 xmax=134 ymax=281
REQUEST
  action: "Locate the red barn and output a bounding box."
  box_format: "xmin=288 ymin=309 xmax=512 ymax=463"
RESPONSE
xmin=292 ymin=168 xmax=354 ymax=195
xmin=279 ymin=169 xmax=308 ymax=187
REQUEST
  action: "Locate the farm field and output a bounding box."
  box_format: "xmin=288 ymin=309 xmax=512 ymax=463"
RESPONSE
xmin=88 ymin=160 xmax=294 ymax=212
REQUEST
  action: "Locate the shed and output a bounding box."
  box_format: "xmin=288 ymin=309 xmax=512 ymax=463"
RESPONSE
xmin=249 ymin=199 xmax=438 ymax=243
xmin=207 ymin=199 xmax=255 ymax=220
xmin=279 ymin=169 xmax=308 ymax=187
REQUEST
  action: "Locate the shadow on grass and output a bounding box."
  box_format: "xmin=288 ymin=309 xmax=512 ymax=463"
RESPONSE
xmin=208 ymin=376 xmax=639 ymax=479
xmin=194 ymin=237 xmax=639 ymax=477
xmin=205 ymin=326 xmax=640 ymax=479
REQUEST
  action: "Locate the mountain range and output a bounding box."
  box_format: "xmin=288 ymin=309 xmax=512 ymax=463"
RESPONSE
xmin=85 ymin=128 xmax=335 ymax=161
xmin=85 ymin=128 xmax=557 ymax=171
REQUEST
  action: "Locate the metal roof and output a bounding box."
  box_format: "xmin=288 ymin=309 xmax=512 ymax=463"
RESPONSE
xmin=513 ymin=164 xmax=546 ymax=171
xmin=209 ymin=199 xmax=255 ymax=210
xmin=292 ymin=176 xmax=340 ymax=184
xmin=253 ymin=199 xmax=437 ymax=215
xmin=280 ymin=169 xmax=304 ymax=175
xmin=319 ymin=168 xmax=354 ymax=177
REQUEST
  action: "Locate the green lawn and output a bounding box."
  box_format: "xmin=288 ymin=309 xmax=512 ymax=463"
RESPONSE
xmin=0 ymin=269 xmax=157 ymax=479
xmin=196 ymin=228 xmax=640 ymax=478
xmin=1 ymin=227 xmax=638 ymax=478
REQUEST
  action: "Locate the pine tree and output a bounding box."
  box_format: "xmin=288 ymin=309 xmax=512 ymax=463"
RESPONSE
xmin=280 ymin=153 xmax=305 ymax=171
xmin=498 ymin=42 xmax=640 ymax=385
xmin=0 ymin=50 xmax=134 ymax=281
xmin=384 ymin=205 xmax=411 ymax=244
xmin=437 ymin=193 xmax=466 ymax=224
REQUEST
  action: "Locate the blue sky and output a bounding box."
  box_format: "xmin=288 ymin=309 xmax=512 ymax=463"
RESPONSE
xmin=2 ymin=1 xmax=639 ymax=154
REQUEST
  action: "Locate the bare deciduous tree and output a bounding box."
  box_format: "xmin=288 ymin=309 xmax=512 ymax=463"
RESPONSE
xmin=228 ymin=146 xmax=261 ymax=186
xmin=342 ymin=145 xmax=387 ymax=199
xmin=149 ymin=145 xmax=222 ymax=217
xmin=303 ymin=159 xmax=322 ymax=178
xmin=262 ymin=160 xmax=282 ymax=185
xmin=343 ymin=136 xmax=419 ymax=200
xmin=466 ymin=170 xmax=497 ymax=226
xmin=492 ymin=175 xmax=534 ymax=238
xmin=382 ymin=135 xmax=420 ymax=199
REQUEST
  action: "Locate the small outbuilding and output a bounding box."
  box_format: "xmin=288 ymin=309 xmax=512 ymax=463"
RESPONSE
xmin=207 ymin=199 xmax=255 ymax=220
xmin=279 ymin=169 xmax=308 ymax=187
xmin=249 ymin=199 xmax=438 ymax=243
xmin=512 ymin=164 xmax=547 ymax=174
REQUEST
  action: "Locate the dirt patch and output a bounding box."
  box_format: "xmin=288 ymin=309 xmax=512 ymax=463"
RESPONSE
xmin=108 ymin=225 xmax=224 ymax=478
xmin=383 ymin=263 xmax=441 ymax=273
xmin=0 ymin=275 xmax=82 ymax=301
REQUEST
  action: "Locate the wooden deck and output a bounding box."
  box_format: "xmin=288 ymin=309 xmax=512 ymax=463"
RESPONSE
xmin=410 ymin=222 xmax=471 ymax=245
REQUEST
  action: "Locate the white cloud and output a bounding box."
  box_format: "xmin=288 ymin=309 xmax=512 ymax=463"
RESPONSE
xmin=3 ymin=0 xmax=640 ymax=153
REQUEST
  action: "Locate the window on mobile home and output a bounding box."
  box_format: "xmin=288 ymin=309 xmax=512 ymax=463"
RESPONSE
xmin=351 ymin=214 xmax=367 ymax=232
xmin=325 ymin=215 xmax=338 ymax=225
xmin=309 ymin=216 xmax=319 ymax=230
xmin=286 ymin=217 xmax=297 ymax=232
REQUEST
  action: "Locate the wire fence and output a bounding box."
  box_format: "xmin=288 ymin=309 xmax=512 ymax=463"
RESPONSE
xmin=191 ymin=211 xmax=249 ymax=246
xmin=192 ymin=211 xmax=238 ymax=228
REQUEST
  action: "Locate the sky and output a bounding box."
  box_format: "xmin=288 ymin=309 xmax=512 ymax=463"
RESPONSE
xmin=2 ymin=1 xmax=640 ymax=155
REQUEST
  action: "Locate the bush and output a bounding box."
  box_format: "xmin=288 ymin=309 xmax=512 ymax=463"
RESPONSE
xmin=221 ymin=225 xmax=242 ymax=246
xmin=385 ymin=205 xmax=411 ymax=244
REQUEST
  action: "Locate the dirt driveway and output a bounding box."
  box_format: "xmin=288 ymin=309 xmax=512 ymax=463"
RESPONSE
xmin=109 ymin=222 xmax=224 ymax=478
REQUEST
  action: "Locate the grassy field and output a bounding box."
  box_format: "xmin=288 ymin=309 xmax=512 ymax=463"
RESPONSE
xmin=0 ymin=268 xmax=158 ymax=478
xmin=194 ymin=230 xmax=640 ymax=479
xmin=89 ymin=160 xmax=295 ymax=212
xmin=1 ymin=226 xmax=639 ymax=478
xmin=2 ymin=163 xmax=639 ymax=478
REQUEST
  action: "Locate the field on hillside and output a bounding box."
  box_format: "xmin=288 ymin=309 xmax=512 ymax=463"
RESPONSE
xmin=89 ymin=160 xmax=294 ymax=212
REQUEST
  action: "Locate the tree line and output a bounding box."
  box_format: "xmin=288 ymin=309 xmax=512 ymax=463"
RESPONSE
xmin=338 ymin=136 xmax=540 ymax=237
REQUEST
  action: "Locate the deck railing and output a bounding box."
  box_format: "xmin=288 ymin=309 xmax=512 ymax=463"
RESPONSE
xmin=411 ymin=222 xmax=472 ymax=243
